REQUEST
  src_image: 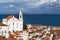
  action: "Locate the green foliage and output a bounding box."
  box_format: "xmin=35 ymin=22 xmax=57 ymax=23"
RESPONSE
xmin=23 ymin=23 xmax=27 ymax=30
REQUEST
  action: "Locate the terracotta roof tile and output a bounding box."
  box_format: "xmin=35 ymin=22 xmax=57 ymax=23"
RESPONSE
xmin=23 ymin=29 xmax=28 ymax=32
xmin=4 ymin=15 xmax=13 ymax=20
xmin=52 ymin=30 xmax=60 ymax=34
xmin=0 ymin=23 xmax=8 ymax=26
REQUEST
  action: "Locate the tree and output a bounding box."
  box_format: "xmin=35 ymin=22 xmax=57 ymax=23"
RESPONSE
xmin=23 ymin=23 xmax=27 ymax=30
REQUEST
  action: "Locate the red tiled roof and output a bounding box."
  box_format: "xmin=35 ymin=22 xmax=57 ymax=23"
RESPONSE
xmin=23 ymin=29 xmax=28 ymax=32
xmin=0 ymin=23 xmax=8 ymax=26
xmin=4 ymin=15 xmax=13 ymax=20
xmin=0 ymin=36 xmax=7 ymax=40
xmin=6 ymin=15 xmax=13 ymax=20
xmin=52 ymin=30 xmax=60 ymax=34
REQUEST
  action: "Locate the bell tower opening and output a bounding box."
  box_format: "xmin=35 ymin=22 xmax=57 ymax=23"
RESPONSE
xmin=18 ymin=11 xmax=23 ymax=20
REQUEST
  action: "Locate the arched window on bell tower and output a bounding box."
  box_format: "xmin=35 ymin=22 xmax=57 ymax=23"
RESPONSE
xmin=18 ymin=11 xmax=23 ymax=20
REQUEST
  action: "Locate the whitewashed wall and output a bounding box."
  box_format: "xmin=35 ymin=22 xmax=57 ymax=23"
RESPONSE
xmin=0 ymin=26 xmax=9 ymax=38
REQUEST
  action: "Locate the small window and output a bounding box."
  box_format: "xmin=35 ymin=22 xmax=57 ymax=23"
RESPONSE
xmin=0 ymin=27 xmax=2 ymax=29
xmin=5 ymin=31 xmax=7 ymax=33
xmin=17 ymin=23 xmax=18 ymax=26
xmin=20 ymin=24 xmax=22 ymax=26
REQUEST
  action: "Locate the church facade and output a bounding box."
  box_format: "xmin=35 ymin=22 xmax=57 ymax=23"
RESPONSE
xmin=2 ymin=11 xmax=23 ymax=32
xmin=0 ymin=11 xmax=23 ymax=38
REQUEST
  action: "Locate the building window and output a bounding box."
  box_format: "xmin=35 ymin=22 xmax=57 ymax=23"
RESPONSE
xmin=5 ymin=31 xmax=7 ymax=33
xmin=13 ymin=30 xmax=14 ymax=32
xmin=20 ymin=24 xmax=22 ymax=26
xmin=8 ymin=31 xmax=11 ymax=33
xmin=0 ymin=27 xmax=2 ymax=29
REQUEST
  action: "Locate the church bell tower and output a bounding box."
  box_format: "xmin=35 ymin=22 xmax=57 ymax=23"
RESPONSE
xmin=19 ymin=11 xmax=23 ymax=20
xmin=18 ymin=11 xmax=23 ymax=31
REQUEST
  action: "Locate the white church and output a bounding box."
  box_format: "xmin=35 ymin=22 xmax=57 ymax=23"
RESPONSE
xmin=0 ymin=11 xmax=23 ymax=38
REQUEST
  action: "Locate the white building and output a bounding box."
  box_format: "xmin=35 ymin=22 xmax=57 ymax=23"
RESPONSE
xmin=27 ymin=24 xmax=32 ymax=29
xmin=2 ymin=11 xmax=23 ymax=32
xmin=23 ymin=30 xmax=29 ymax=40
xmin=0 ymin=23 xmax=9 ymax=38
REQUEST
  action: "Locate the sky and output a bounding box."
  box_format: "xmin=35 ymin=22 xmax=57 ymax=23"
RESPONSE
xmin=0 ymin=0 xmax=60 ymax=14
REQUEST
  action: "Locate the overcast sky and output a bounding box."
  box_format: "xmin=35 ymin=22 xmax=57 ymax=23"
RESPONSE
xmin=0 ymin=0 xmax=60 ymax=14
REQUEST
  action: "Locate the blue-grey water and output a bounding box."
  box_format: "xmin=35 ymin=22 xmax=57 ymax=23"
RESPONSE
xmin=0 ymin=14 xmax=60 ymax=26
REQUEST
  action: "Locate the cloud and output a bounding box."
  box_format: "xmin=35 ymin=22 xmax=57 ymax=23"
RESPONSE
xmin=0 ymin=0 xmax=60 ymax=14
xmin=0 ymin=0 xmax=19 ymax=3
xmin=28 ymin=0 xmax=49 ymax=7
xmin=0 ymin=0 xmax=33 ymax=3
xmin=9 ymin=5 xmax=14 ymax=7
xmin=0 ymin=0 xmax=57 ymax=3
xmin=27 ymin=0 xmax=59 ymax=8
